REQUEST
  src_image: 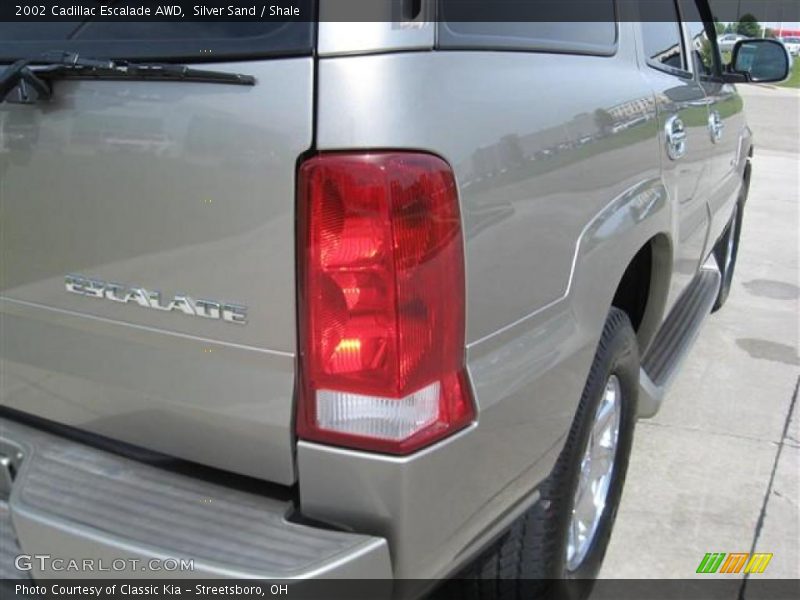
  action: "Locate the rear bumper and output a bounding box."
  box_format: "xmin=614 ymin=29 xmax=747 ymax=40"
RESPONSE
xmin=0 ymin=416 xmax=391 ymax=579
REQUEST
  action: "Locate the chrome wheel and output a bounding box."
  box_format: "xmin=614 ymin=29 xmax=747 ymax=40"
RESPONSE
xmin=566 ymin=374 xmax=622 ymax=571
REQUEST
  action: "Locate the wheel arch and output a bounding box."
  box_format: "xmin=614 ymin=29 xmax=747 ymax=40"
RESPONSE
xmin=611 ymin=233 xmax=672 ymax=354
xmin=568 ymin=178 xmax=674 ymax=360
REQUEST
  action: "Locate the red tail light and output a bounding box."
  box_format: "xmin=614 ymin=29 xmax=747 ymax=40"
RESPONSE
xmin=297 ymin=152 xmax=474 ymax=454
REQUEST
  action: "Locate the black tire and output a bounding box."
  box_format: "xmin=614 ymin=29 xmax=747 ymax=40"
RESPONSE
xmin=712 ymin=199 xmax=743 ymax=312
xmin=443 ymin=308 xmax=639 ymax=600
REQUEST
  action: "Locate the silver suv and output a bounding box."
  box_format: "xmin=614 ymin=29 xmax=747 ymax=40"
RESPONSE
xmin=0 ymin=1 xmax=791 ymax=595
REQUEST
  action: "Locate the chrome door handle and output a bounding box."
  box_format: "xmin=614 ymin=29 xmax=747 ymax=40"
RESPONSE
xmin=708 ymin=110 xmax=724 ymax=143
xmin=665 ymin=115 xmax=687 ymax=161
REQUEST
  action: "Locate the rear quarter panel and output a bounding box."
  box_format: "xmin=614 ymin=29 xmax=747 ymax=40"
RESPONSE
xmin=299 ymin=22 xmax=673 ymax=579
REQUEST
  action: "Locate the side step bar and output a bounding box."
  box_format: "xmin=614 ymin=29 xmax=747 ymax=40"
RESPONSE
xmin=638 ymin=256 xmax=721 ymax=418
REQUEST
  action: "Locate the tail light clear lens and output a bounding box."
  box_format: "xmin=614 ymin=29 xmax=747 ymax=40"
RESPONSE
xmin=297 ymin=152 xmax=474 ymax=454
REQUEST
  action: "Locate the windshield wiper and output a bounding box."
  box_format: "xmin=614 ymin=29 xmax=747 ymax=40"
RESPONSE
xmin=1 ymin=52 xmax=256 ymax=103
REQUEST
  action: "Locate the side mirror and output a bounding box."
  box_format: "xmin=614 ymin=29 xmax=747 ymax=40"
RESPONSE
xmin=726 ymin=39 xmax=792 ymax=83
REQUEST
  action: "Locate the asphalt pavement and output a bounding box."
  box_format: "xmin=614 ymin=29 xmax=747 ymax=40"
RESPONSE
xmin=601 ymin=84 xmax=800 ymax=583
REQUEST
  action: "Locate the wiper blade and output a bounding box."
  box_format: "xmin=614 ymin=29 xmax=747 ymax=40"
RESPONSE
xmin=1 ymin=52 xmax=256 ymax=103
xmin=35 ymin=52 xmax=257 ymax=85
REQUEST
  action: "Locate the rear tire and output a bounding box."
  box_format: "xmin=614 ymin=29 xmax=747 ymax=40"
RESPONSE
xmin=446 ymin=308 xmax=639 ymax=599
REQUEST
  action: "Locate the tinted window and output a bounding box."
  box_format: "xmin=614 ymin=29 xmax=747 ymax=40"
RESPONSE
xmin=640 ymin=1 xmax=686 ymax=71
xmin=438 ymin=1 xmax=617 ymax=55
xmin=679 ymin=0 xmax=719 ymax=76
xmin=0 ymin=19 xmax=314 ymax=62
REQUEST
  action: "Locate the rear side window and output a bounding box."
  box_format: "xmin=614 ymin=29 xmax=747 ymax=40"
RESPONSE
xmin=640 ymin=1 xmax=686 ymax=73
xmin=0 ymin=20 xmax=314 ymax=62
xmin=437 ymin=1 xmax=617 ymax=55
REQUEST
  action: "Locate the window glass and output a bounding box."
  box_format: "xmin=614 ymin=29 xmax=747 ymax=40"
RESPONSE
xmin=439 ymin=22 xmax=617 ymax=50
xmin=0 ymin=16 xmax=313 ymax=62
xmin=640 ymin=1 xmax=686 ymax=71
xmin=438 ymin=1 xmax=617 ymax=54
xmin=679 ymin=0 xmax=719 ymax=76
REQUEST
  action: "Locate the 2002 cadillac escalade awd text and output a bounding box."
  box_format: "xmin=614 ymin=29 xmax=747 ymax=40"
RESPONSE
xmin=0 ymin=0 xmax=792 ymax=596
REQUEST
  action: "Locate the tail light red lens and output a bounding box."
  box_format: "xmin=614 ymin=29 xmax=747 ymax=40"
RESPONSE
xmin=297 ymin=152 xmax=474 ymax=454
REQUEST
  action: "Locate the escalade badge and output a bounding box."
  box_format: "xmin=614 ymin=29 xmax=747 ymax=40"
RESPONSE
xmin=65 ymin=274 xmax=247 ymax=325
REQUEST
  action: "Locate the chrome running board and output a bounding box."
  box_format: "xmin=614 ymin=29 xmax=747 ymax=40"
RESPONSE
xmin=638 ymin=256 xmax=721 ymax=418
